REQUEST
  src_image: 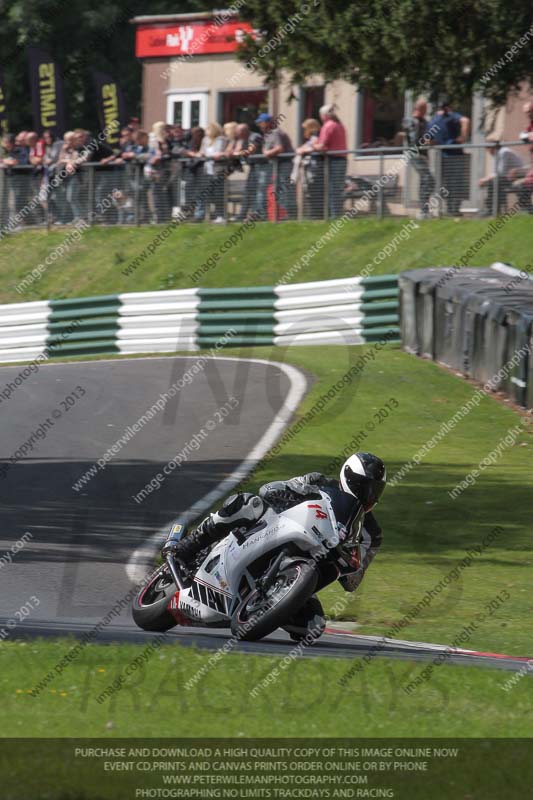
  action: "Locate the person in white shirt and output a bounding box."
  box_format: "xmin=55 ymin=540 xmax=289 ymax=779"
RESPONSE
xmin=479 ymin=140 xmax=524 ymax=214
xmin=194 ymin=122 xmax=228 ymax=223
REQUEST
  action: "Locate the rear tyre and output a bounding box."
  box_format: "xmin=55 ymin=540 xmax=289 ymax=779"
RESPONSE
xmin=132 ymin=567 xmax=178 ymax=632
xmin=230 ymin=561 xmax=317 ymax=642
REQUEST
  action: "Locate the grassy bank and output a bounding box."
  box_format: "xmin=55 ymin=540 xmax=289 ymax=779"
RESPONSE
xmin=1 ymin=638 xmax=532 ymax=740
xmin=0 ymin=216 xmax=531 ymax=303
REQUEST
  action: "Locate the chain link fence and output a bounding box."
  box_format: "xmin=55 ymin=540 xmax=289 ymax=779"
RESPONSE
xmin=1 ymin=141 xmax=531 ymax=233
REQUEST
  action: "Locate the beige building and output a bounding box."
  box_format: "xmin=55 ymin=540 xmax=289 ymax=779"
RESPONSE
xmin=133 ymin=10 xmax=396 ymax=149
xmin=132 ymin=9 xmax=532 ymax=214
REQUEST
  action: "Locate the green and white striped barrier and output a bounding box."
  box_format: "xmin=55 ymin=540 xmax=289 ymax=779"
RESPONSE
xmin=0 ymin=275 xmax=399 ymax=363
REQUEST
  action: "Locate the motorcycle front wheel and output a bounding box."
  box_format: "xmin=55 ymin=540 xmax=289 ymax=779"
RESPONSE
xmin=230 ymin=561 xmax=317 ymax=642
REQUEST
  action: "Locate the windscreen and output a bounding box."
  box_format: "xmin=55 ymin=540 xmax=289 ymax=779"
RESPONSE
xmin=320 ymin=484 xmax=365 ymax=542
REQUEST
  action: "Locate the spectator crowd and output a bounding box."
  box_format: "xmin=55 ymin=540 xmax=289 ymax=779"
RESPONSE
xmin=1 ymin=99 xmax=532 ymax=229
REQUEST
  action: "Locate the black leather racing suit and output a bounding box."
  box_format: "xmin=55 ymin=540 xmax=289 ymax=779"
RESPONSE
xmin=259 ymin=472 xmax=382 ymax=593
xmin=166 ymin=472 xmax=382 ymax=639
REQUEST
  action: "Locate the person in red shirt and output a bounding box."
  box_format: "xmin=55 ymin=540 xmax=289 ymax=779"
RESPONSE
xmin=313 ymin=104 xmax=347 ymax=217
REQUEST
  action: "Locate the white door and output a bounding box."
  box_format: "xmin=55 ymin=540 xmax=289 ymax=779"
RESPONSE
xmin=166 ymin=93 xmax=208 ymax=129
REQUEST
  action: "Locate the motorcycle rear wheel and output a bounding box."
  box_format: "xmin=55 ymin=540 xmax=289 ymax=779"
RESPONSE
xmin=231 ymin=561 xmax=317 ymax=642
xmin=132 ymin=567 xmax=178 ymax=632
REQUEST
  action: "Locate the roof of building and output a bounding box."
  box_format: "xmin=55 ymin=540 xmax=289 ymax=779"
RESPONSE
xmin=131 ymin=11 xmax=238 ymax=25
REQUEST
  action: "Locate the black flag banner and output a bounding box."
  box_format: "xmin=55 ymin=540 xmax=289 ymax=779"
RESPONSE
xmin=0 ymin=69 xmax=8 ymax=134
xmin=92 ymin=70 xmax=127 ymax=147
xmin=27 ymin=47 xmax=66 ymax=136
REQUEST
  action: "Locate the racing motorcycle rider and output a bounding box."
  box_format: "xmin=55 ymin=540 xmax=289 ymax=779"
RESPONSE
xmin=163 ymin=452 xmax=386 ymax=641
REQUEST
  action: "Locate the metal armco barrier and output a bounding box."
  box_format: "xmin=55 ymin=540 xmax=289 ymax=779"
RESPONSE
xmin=399 ymin=263 xmax=533 ymax=408
xmin=0 ymin=274 xmax=399 ymax=363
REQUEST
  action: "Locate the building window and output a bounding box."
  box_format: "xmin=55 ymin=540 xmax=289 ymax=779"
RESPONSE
xmin=361 ymin=89 xmax=405 ymax=147
xmin=219 ymin=90 xmax=268 ymax=129
xmin=299 ymin=86 xmax=325 ymax=143
xmin=301 ymin=86 xmax=325 ymax=120
xmin=166 ymin=92 xmax=207 ymax=129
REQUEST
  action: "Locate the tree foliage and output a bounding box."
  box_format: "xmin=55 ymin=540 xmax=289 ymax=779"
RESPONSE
xmin=236 ymin=0 xmax=533 ymax=107
xmin=0 ymin=0 xmax=215 ymax=132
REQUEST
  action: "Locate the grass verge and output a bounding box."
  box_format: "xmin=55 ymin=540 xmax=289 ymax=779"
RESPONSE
xmin=0 ymin=216 xmax=531 ymax=303
xmin=1 ymin=639 xmax=532 ymax=741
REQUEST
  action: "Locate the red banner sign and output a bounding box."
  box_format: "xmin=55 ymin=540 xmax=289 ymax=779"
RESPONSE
xmin=135 ymin=20 xmax=254 ymax=58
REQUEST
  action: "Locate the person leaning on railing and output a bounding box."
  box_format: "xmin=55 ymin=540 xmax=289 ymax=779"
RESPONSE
xmin=194 ymin=122 xmax=228 ymax=224
xmin=428 ymin=99 xmax=470 ymax=217
xmin=171 ymin=125 xmax=205 ymax=217
xmin=312 ymin=104 xmax=348 ymax=219
xmin=25 ymin=131 xmax=46 ymax=225
xmin=126 ymin=129 xmax=151 ymax=224
xmin=506 ymin=101 xmax=533 ymax=214
xmin=0 ymin=133 xmax=30 ymax=228
xmin=147 ymin=121 xmax=174 ymax=223
xmin=478 ymin=139 xmax=524 ymax=215
xmin=402 ymin=98 xmax=436 ymax=219
xmin=56 ymin=131 xmax=88 ymax=223
xmin=232 ymin=122 xmax=264 ymax=222
xmin=257 ymin=112 xmax=295 ymax=220
xmin=42 ymin=130 xmax=63 ymax=224
xmin=294 ymin=118 xmax=323 ymax=219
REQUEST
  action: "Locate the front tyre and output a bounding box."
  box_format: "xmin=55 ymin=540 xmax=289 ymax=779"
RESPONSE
xmin=132 ymin=567 xmax=178 ymax=632
xmin=231 ymin=561 xmax=317 ymax=642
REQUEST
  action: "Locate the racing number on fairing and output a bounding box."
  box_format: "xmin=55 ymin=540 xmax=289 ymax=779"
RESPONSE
xmin=308 ymin=504 xmax=328 ymax=520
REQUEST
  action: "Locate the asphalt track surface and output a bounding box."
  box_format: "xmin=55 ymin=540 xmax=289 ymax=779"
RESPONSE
xmin=0 ymin=355 xmax=530 ymax=675
xmin=0 ymin=355 xmax=302 ymax=623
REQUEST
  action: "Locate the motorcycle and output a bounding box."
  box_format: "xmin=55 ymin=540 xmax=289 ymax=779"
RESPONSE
xmin=132 ymin=486 xmax=365 ymax=642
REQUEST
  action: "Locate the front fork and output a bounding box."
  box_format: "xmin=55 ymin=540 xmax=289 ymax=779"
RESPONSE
xmin=165 ymin=553 xmax=186 ymax=591
xmin=255 ymin=549 xmax=288 ymax=595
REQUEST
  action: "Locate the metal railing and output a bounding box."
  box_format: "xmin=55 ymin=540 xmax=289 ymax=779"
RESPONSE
xmin=0 ymin=141 xmax=531 ymax=233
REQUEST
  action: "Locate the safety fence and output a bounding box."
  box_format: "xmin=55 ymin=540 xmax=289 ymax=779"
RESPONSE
xmin=1 ymin=141 xmax=532 ymax=234
xmin=400 ymin=263 xmax=533 ymax=408
xmin=0 ymin=274 xmax=399 ymax=363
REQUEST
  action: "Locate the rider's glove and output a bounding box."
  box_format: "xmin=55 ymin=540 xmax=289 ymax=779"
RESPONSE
xmin=285 ymin=473 xmax=325 ymax=495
